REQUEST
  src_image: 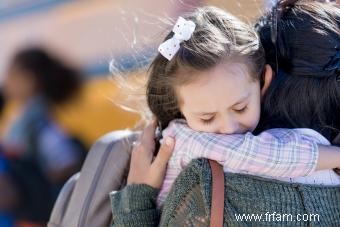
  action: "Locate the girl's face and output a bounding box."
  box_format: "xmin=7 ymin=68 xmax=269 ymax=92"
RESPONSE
xmin=176 ymin=62 xmax=262 ymax=134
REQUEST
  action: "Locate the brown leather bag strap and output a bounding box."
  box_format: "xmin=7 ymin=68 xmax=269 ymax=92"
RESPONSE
xmin=209 ymin=160 xmax=225 ymax=227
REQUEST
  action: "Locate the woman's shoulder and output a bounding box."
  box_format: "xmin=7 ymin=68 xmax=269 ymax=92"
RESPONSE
xmin=161 ymin=158 xmax=340 ymax=226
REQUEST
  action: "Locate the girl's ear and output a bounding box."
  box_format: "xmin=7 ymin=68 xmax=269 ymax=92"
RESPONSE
xmin=261 ymin=64 xmax=273 ymax=97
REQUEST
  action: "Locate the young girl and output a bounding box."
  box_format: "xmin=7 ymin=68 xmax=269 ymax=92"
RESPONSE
xmin=144 ymin=6 xmax=340 ymax=206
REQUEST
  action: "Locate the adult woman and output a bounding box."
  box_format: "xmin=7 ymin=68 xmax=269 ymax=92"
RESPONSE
xmin=111 ymin=1 xmax=340 ymax=226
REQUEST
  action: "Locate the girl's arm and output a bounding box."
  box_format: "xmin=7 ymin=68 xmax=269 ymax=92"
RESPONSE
xmin=317 ymin=145 xmax=340 ymax=170
xmin=164 ymin=120 xmax=339 ymax=178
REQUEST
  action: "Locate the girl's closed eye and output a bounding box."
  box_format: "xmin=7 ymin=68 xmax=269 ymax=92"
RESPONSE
xmin=201 ymin=117 xmax=215 ymax=125
xmin=234 ymin=106 xmax=248 ymax=114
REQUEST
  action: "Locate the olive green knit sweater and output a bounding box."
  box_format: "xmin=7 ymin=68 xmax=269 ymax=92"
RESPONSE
xmin=110 ymin=158 xmax=340 ymax=226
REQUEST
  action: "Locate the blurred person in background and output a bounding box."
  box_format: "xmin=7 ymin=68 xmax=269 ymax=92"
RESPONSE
xmin=0 ymin=152 xmax=17 ymax=227
xmin=0 ymin=90 xmax=17 ymax=227
xmin=0 ymin=47 xmax=87 ymax=226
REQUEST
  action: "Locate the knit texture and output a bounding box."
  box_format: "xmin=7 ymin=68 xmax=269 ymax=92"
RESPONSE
xmin=110 ymin=184 xmax=160 ymax=226
xmin=111 ymin=159 xmax=340 ymax=226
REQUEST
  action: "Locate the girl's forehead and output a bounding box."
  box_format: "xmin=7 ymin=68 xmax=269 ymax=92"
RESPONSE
xmin=173 ymin=57 xmax=255 ymax=87
xmin=177 ymin=62 xmax=257 ymax=108
xmin=190 ymin=61 xmax=252 ymax=84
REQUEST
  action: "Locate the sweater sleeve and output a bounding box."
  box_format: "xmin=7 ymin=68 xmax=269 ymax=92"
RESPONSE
xmin=110 ymin=184 xmax=160 ymax=227
xmin=163 ymin=120 xmax=319 ymax=178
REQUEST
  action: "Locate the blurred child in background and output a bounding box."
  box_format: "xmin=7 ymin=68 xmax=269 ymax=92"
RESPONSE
xmin=1 ymin=47 xmax=87 ymax=226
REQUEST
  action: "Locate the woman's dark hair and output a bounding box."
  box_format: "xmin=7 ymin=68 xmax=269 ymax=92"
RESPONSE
xmin=255 ymin=0 xmax=340 ymax=142
xmin=10 ymin=47 xmax=83 ymax=104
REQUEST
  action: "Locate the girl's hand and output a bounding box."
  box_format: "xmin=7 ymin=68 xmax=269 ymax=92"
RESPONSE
xmin=127 ymin=120 xmax=175 ymax=189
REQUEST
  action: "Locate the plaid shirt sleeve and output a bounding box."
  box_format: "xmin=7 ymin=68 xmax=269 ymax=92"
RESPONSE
xmin=162 ymin=119 xmax=319 ymax=178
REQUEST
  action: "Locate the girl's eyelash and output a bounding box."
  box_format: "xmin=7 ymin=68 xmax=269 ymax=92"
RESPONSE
xmin=234 ymin=106 xmax=247 ymax=113
xmin=201 ymin=117 xmax=214 ymax=125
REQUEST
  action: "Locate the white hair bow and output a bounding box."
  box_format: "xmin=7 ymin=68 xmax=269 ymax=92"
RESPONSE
xmin=158 ymin=17 xmax=196 ymax=61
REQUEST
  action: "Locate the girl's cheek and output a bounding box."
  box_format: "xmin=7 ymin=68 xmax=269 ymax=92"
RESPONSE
xmin=242 ymin=111 xmax=260 ymax=132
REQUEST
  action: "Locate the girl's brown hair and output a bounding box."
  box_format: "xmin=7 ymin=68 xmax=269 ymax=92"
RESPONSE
xmin=147 ymin=6 xmax=265 ymax=129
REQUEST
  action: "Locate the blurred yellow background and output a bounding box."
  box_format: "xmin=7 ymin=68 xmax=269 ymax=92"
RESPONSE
xmin=0 ymin=0 xmax=265 ymax=148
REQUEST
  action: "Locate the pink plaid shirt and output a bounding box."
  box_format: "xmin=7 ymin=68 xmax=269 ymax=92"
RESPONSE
xmin=157 ymin=119 xmax=320 ymax=206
